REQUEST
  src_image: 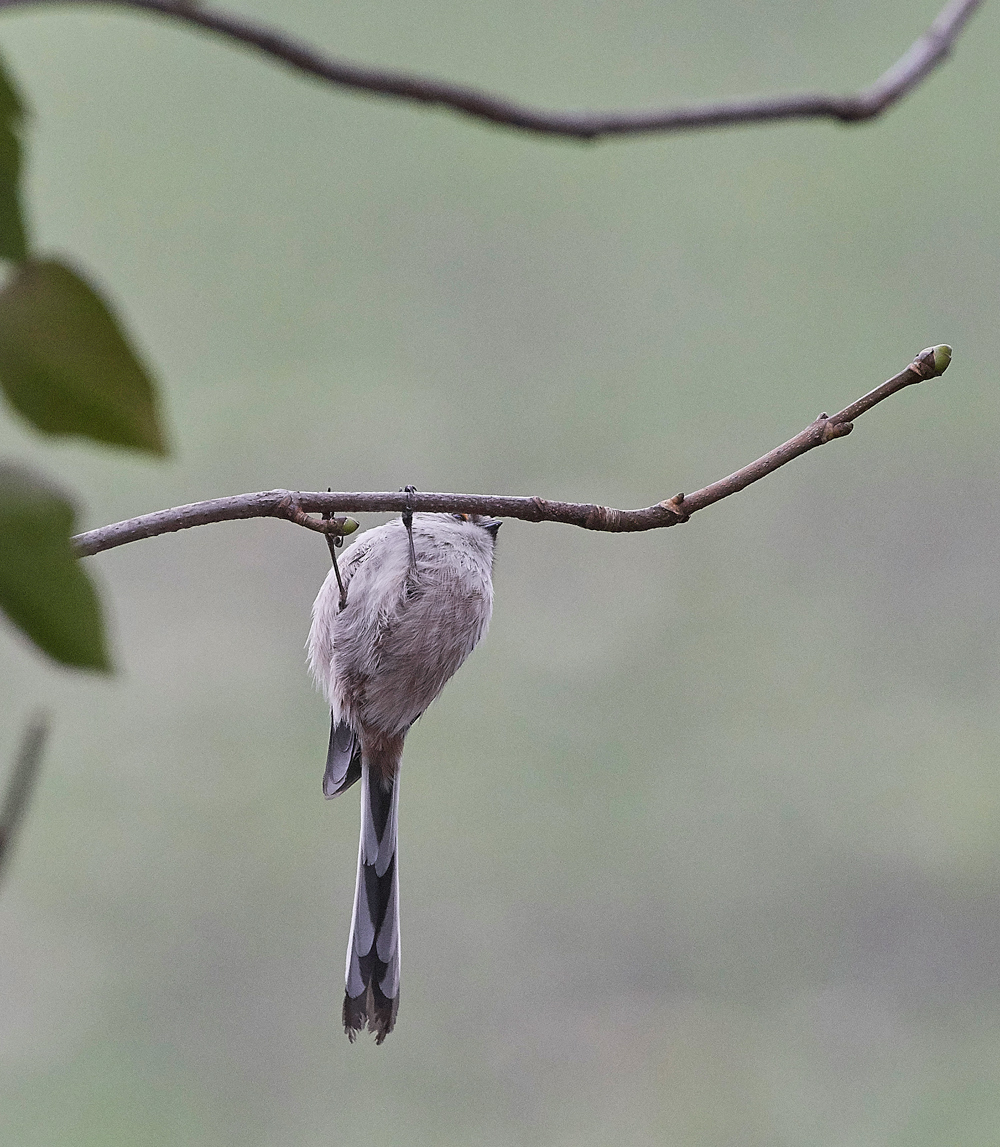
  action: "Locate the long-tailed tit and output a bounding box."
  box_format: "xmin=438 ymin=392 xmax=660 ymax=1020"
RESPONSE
xmin=307 ymin=511 xmax=500 ymax=1043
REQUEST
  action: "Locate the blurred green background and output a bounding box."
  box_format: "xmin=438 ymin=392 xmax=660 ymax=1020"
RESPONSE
xmin=1 ymin=0 xmax=999 ymax=1143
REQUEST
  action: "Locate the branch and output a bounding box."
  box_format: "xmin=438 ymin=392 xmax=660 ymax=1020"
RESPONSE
xmin=0 ymin=714 xmax=47 ymax=886
xmin=0 ymin=0 xmax=983 ymax=139
xmin=73 ymin=346 xmax=952 ymax=558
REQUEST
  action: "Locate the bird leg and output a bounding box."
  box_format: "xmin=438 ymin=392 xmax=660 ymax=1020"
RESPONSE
xmin=323 ymin=491 xmax=348 ymax=609
xmin=401 ymin=484 xmax=417 ymax=571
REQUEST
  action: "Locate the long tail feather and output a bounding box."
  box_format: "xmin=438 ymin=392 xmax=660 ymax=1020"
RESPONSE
xmin=343 ymin=762 xmax=400 ymax=1043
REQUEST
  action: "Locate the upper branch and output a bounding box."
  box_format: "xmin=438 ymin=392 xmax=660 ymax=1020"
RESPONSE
xmin=72 ymin=346 xmax=952 ymax=558
xmin=0 ymin=0 xmax=983 ymax=140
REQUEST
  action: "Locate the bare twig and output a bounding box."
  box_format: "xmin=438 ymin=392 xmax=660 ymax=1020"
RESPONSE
xmin=72 ymin=346 xmax=952 ymax=558
xmin=0 ymin=0 xmax=983 ymax=140
xmin=0 ymin=714 xmax=48 ymax=886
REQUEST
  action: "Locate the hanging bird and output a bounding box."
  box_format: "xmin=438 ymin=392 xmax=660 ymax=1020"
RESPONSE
xmin=307 ymin=511 xmax=500 ymax=1042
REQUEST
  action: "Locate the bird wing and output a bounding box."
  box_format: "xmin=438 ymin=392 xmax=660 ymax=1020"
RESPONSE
xmin=323 ymin=718 xmax=362 ymax=798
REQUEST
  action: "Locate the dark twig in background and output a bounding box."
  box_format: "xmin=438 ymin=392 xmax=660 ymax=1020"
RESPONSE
xmin=0 ymin=0 xmax=983 ymax=139
xmin=0 ymin=715 xmax=47 ymax=886
xmin=73 ymin=347 xmax=952 ymax=558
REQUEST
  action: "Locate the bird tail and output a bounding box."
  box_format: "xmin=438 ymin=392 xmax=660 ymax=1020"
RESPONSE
xmin=343 ymin=754 xmax=401 ymax=1043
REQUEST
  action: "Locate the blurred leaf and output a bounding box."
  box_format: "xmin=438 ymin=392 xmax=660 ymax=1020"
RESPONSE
xmin=0 ymin=50 xmax=28 ymax=262
xmin=0 ymin=259 xmax=168 ymax=454
xmin=0 ymin=463 xmax=111 ymax=670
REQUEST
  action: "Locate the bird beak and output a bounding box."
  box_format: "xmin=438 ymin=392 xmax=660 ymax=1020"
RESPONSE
xmin=483 ymin=518 xmax=501 ymax=539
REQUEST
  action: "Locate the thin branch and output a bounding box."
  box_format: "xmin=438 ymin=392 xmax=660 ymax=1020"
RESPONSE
xmin=73 ymin=346 xmax=952 ymax=558
xmin=0 ymin=714 xmax=48 ymax=886
xmin=0 ymin=0 xmax=983 ymax=140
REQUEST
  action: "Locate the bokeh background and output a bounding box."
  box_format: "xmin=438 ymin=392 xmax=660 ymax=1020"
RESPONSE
xmin=1 ymin=1 xmax=999 ymax=1143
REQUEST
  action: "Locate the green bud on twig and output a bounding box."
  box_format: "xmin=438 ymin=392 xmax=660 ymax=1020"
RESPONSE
xmin=917 ymin=344 xmax=952 ymax=377
xmin=931 ymin=344 xmax=952 ymax=375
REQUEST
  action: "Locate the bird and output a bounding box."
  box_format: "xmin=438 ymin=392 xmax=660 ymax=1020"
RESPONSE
xmin=307 ymin=510 xmax=500 ymax=1043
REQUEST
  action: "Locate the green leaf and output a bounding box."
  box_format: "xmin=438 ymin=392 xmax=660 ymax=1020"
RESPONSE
xmin=0 ymin=259 xmax=168 ymax=454
xmin=0 ymin=463 xmax=111 ymax=671
xmin=0 ymin=50 xmax=28 ymax=262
